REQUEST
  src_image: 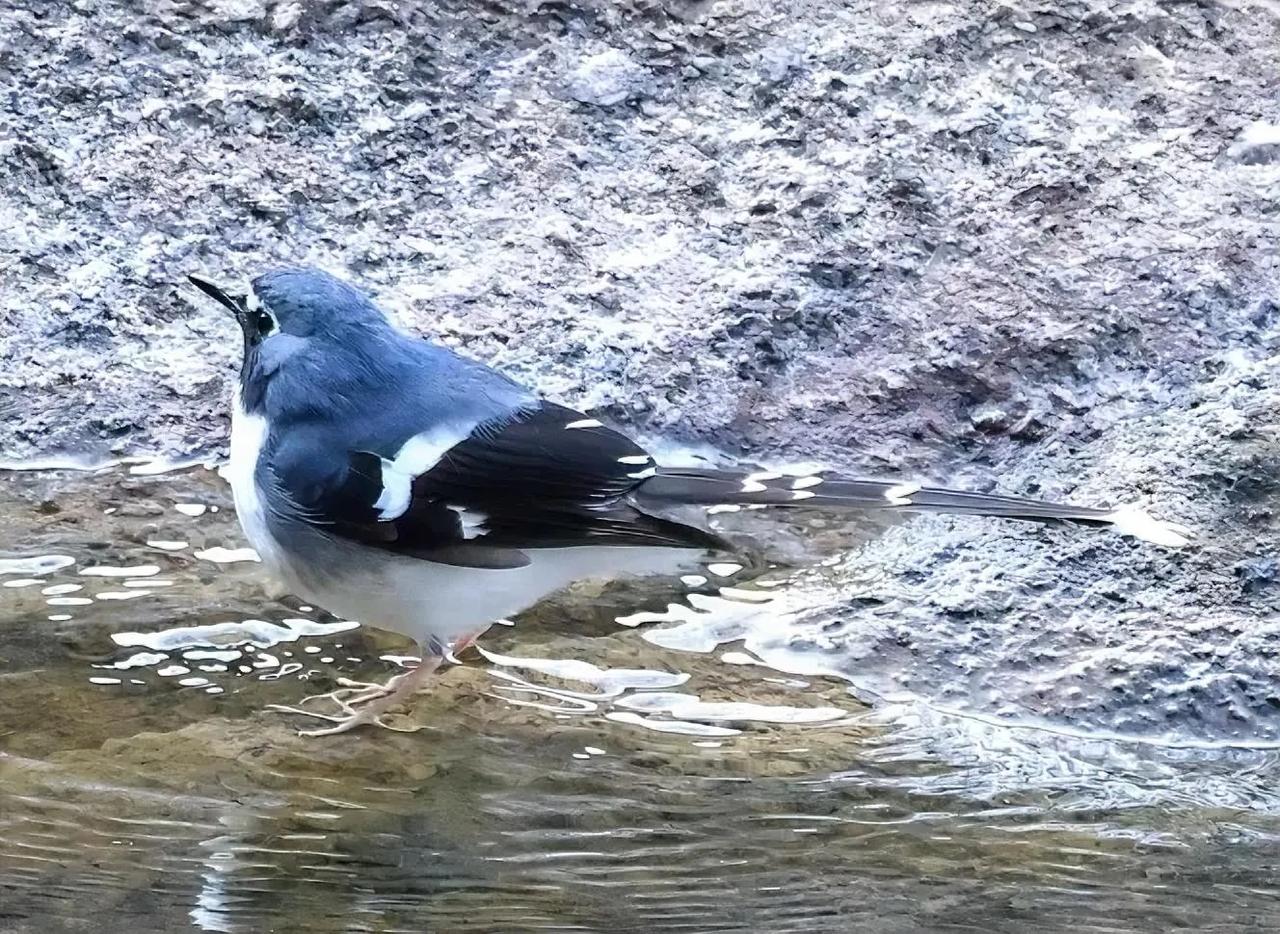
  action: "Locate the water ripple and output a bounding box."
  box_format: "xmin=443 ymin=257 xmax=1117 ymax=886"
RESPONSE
xmin=4 ymin=464 xmax=1280 ymax=932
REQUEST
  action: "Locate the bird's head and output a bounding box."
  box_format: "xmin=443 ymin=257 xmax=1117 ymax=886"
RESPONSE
xmin=189 ymin=267 xmax=386 ymax=346
xmin=189 ymin=266 xmax=394 ymax=411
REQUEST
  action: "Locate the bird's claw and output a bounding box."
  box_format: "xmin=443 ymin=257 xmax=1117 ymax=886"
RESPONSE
xmin=291 ymin=673 xmax=405 ymax=710
xmin=264 ymin=702 xmax=421 ymax=736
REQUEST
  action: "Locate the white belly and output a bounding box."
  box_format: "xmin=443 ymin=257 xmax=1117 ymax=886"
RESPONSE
xmin=293 ymin=543 xmax=694 ymax=647
xmin=225 ymin=396 xmax=695 ymax=647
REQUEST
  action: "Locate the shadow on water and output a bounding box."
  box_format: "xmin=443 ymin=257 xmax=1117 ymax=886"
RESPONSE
xmin=2 ymin=464 xmax=1280 ymax=933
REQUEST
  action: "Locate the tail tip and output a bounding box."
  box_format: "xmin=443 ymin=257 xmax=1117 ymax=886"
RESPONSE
xmin=1103 ymin=506 xmax=1193 ymax=548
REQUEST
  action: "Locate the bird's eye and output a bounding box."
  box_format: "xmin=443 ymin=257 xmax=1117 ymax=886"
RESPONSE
xmin=255 ymin=310 xmax=276 ymax=337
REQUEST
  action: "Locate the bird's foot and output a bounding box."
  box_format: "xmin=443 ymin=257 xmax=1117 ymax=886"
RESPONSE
xmin=337 ymin=675 xmax=397 ymax=692
xmin=263 ymin=702 xmax=420 ymax=736
xmin=267 ymin=654 xmax=443 ymax=737
xmin=283 ymin=675 xmax=399 ymax=716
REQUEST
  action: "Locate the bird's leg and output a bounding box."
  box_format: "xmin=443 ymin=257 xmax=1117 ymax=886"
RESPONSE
xmin=291 ymin=639 xmax=468 ymax=709
xmin=267 ymin=638 xmax=447 ymax=736
xmin=314 ymin=624 xmax=485 ymax=713
xmin=445 ymin=627 xmax=487 ymax=664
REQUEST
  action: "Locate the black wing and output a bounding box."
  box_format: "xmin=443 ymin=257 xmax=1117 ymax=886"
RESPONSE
xmin=267 ymin=402 xmax=726 ymax=569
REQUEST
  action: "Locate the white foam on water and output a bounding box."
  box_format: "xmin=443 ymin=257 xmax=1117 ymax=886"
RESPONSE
xmin=193 ymin=547 xmax=259 ymax=564
xmin=0 ymin=555 xmax=75 ymax=576
xmin=81 ymin=564 xmax=161 ymax=578
xmin=112 ymin=617 xmax=359 ymax=652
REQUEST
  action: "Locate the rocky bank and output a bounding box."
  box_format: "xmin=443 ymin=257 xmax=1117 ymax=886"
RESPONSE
xmin=2 ymin=0 xmax=1280 ymax=740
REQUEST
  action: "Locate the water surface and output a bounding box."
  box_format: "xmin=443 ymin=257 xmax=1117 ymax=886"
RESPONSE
xmin=1 ymin=464 xmax=1278 ymax=933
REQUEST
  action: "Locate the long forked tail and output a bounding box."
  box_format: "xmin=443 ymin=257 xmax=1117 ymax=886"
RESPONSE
xmin=633 ymin=468 xmax=1191 ymax=547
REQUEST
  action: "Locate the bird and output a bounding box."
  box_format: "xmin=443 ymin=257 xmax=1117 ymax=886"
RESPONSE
xmin=187 ymin=267 xmax=1189 ymax=736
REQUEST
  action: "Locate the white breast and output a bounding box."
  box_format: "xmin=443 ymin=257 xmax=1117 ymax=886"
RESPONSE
xmin=225 ymin=393 xmax=284 ymax=575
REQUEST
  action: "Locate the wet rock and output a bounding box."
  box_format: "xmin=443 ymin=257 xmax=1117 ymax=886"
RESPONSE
xmin=1227 ymin=122 xmax=1280 ymax=165
xmin=565 ymin=48 xmax=653 ymax=106
xmin=204 ymin=0 xmax=268 ymax=23
xmin=1 ymin=0 xmax=1276 ymax=477
xmin=748 ymin=360 xmax=1280 ymax=744
xmin=1 ymin=1 xmax=1279 ymax=748
xmin=1236 ymin=556 xmax=1279 ymax=594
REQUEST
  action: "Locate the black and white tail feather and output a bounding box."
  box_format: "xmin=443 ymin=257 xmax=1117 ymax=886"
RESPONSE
xmin=633 ymin=467 xmax=1191 ymax=548
xmin=277 ymin=399 xmax=1190 ymax=573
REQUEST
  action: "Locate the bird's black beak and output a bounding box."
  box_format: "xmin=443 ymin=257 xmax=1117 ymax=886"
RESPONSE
xmin=188 ymin=273 xmax=245 ymax=318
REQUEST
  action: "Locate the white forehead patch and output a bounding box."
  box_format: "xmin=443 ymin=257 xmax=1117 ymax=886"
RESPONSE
xmin=243 ymin=280 xmax=281 ymax=336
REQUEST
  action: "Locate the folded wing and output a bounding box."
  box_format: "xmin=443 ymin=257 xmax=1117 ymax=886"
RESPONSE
xmin=263 ymin=402 xmax=726 ymax=569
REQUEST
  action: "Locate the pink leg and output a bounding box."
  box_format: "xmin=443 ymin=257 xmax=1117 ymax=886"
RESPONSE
xmin=446 ymin=627 xmax=488 ymax=662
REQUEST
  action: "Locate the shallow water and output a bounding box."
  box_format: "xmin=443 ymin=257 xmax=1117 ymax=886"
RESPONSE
xmin=2 ymin=464 xmax=1279 ymax=933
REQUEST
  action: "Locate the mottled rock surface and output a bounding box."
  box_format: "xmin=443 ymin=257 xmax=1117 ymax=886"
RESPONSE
xmin=2 ymin=0 xmax=1279 ymax=740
